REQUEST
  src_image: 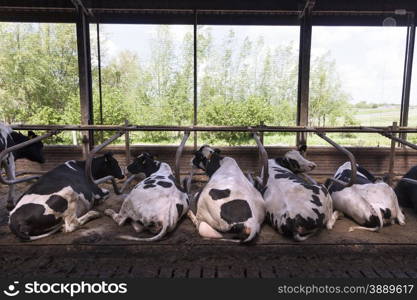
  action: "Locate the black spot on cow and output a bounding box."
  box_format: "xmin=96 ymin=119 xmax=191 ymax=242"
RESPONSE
xmin=144 ymin=179 xmax=156 ymax=185
xmin=46 ymin=195 xmax=68 ymax=213
xmin=328 ymin=168 xmax=373 ymax=194
xmin=176 ymin=204 xmax=184 ymax=217
xmin=167 ymin=174 xmax=186 ymax=193
xmin=288 ymin=158 xmax=300 ymax=170
xmin=220 ymin=200 xmax=252 ymax=224
xmin=310 ymin=195 xmax=322 ymax=207
xmin=395 ymin=165 xmax=417 ymax=211
xmin=209 ymin=188 xmax=231 ymax=200
xmin=380 ymin=208 xmax=392 ymax=220
xmin=155 ymin=176 xmax=165 ymax=179
xmin=363 ymin=215 xmax=381 ymax=228
xmin=157 ymin=181 xmax=173 ymax=188
xmin=280 ymin=209 xmax=325 ymax=239
xmin=222 ymin=223 xmax=250 ymax=241
xmin=9 ymin=203 xmax=62 ymax=241
xmin=143 ymin=184 xmax=156 ymax=189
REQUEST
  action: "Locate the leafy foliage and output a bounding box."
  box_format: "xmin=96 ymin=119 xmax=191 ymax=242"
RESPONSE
xmin=0 ymin=23 xmax=355 ymax=145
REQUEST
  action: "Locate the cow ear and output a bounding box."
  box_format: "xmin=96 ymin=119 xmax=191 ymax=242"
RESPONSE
xmin=298 ymin=144 xmax=307 ymax=153
xmin=28 ymin=131 xmax=37 ymax=139
xmin=213 ymin=148 xmax=221 ymax=154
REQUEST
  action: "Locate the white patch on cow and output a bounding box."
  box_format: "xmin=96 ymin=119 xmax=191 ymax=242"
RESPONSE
xmin=192 ymin=156 xmax=265 ymax=242
xmin=65 ymin=160 xmax=77 ymax=171
xmin=264 ymin=159 xmax=333 ymax=241
xmin=331 ymin=162 xmax=405 ymax=231
xmin=106 ymin=162 xmax=189 ymax=241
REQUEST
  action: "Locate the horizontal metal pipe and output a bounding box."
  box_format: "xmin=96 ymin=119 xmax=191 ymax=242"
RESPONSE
xmin=316 ymin=132 xmax=357 ymax=187
xmin=10 ymin=124 xmax=417 ymax=133
xmin=400 ymin=178 xmax=417 ymax=185
xmin=363 ymin=126 xmax=417 ymax=151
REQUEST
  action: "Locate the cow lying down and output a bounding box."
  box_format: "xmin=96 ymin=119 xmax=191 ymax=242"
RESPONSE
xmin=9 ymin=152 xmax=124 ymax=241
xmin=260 ymin=146 xmax=338 ymax=241
xmin=187 ymin=145 xmax=265 ymax=243
xmin=395 ymin=166 xmax=417 ymax=214
xmin=326 ymin=162 xmax=405 ymax=232
xmin=105 ymin=153 xmax=189 ymax=241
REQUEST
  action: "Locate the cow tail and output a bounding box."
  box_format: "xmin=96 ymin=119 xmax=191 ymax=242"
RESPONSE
xmin=118 ymin=223 xmax=168 ymax=242
xmin=294 ymin=232 xmax=316 ymax=242
xmin=9 ymin=222 xmax=62 ymax=242
xmin=357 ymin=191 xmax=383 ymax=231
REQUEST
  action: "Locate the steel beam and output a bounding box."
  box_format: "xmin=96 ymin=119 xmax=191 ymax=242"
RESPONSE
xmin=296 ymin=0 xmax=314 ymax=146
xmin=400 ymin=13 xmax=416 ymax=142
xmin=76 ymin=2 xmax=94 ymax=153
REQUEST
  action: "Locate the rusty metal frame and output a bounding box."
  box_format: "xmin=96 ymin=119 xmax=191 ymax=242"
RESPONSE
xmin=0 ymin=130 xmax=60 ymax=185
xmin=364 ymin=124 xmax=417 ymax=186
xmin=85 ymin=131 xmax=125 ymax=194
xmin=253 ymin=132 xmax=269 ymax=189
xmin=316 ymin=132 xmax=357 ymax=187
xmin=10 ymin=124 xmax=417 ymax=133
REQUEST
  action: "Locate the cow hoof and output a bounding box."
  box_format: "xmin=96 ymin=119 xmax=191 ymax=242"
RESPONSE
xmin=104 ymin=209 xmax=115 ymax=217
xmin=88 ymin=211 xmax=101 ymax=219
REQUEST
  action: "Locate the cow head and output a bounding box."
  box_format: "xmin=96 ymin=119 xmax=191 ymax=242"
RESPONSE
xmin=11 ymin=131 xmax=45 ymax=163
xmin=92 ymin=152 xmax=124 ymax=180
xmin=127 ymin=152 xmax=160 ymax=177
xmin=277 ymin=145 xmax=316 ymax=173
xmin=192 ymin=145 xmax=222 ymax=177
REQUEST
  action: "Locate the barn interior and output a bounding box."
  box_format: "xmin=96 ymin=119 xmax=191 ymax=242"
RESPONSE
xmin=1 ymin=0 xmax=417 ymax=278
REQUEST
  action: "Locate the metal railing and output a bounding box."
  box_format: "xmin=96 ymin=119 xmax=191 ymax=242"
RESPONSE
xmin=5 ymin=123 xmax=417 ymax=193
xmin=316 ymin=131 xmax=357 ymax=187
xmin=0 ymin=130 xmax=60 ymax=186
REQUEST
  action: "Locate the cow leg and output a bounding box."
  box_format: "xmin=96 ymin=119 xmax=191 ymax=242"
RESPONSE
xmin=326 ymin=210 xmax=340 ymax=230
xmin=131 ymin=221 xmax=144 ymax=233
xmin=104 ymin=208 xmax=128 ymax=226
xmin=77 ymin=210 xmax=101 ymax=225
xmin=5 ymin=155 xmax=16 ymax=210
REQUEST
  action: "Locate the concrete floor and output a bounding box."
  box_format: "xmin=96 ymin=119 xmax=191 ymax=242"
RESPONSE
xmin=1 ymin=179 xmax=417 ymax=278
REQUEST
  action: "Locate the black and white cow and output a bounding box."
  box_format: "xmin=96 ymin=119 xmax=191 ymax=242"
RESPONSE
xmin=105 ymin=152 xmax=189 ymax=241
xmin=394 ymin=166 xmax=417 ymax=213
xmin=8 ymin=152 xmax=124 ymax=241
xmin=261 ymin=146 xmax=338 ymax=241
xmin=1 ymin=123 xmax=45 ymax=210
xmin=326 ymin=162 xmax=405 ymax=232
xmin=188 ymin=145 xmax=265 ymax=243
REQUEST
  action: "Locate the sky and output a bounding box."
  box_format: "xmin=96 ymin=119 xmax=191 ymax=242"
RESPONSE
xmin=97 ymin=24 xmax=416 ymax=106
